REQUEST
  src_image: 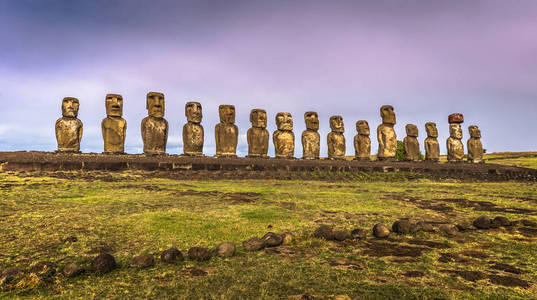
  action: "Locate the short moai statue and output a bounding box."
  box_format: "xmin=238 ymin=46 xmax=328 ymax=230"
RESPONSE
xmin=327 ymin=116 xmax=346 ymax=160
xmin=273 ymin=112 xmax=294 ymax=158
xmin=247 ymin=109 xmax=269 ymax=157
xmin=403 ymin=124 xmax=420 ymax=161
xmin=215 ymin=105 xmax=238 ymax=157
xmin=55 ymin=97 xmax=83 ymax=152
xmin=182 ymin=102 xmax=204 ymax=156
xmin=141 ymin=92 xmax=168 ymax=155
xmin=302 ymin=111 xmax=320 ymax=159
xmin=102 ymin=94 xmax=126 ymax=154
xmin=377 ymin=105 xmax=397 ymax=161
xmin=424 ymin=122 xmax=440 ymax=162
xmin=447 ymin=113 xmax=464 ymax=162
xmin=353 ymin=120 xmax=371 ymax=161
xmin=467 ymin=125 xmax=484 ymax=163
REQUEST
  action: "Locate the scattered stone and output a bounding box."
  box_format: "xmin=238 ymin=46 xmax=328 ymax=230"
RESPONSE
xmin=409 ymin=221 xmax=421 ymax=233
xmin=392 ymin=220 xmax=412 ymax=234
xmin=520 ymin=219 xmax=537 ymax=227
xmin=0 ymin=267 xmax=23 ymax=284
xmin=161 ymin=247 xmax=184 ymax=263
xmin=281 ymin=232 xmax=295 ymax=245
xmin=243 ymin=237 xmax=266 ymax=251
xmin=488 ymin=274 xmax=530 ymax=288
xmin=372 ymin=224 xmax=390 ymax=238
xmin=333 ymin=229 xmax=351 ymax=241
xmin=62 ymin=263 xmax=84 ymax=278
xmin=439 ymin=225 xmax=458 ymax=237
xmin=448 ymin=270 xmax=487 ymax=282
xmin=490 ymin=218 xmax=502 ymax=228
xmin=62 ymin=235 xmax=78 ymax=243
xmin=416 ymin=221 xmax=434 ymax=232
xmin=215 ymin=242 xmax=236 ymax=257
xmin=456 ymin=221 xmax=474 ymax=232
xmin=493 ymin=216 xmax=511 ymax=227
xmin=189 ymin=267 xmax=207 ymax=277
xmin=130 ymin=254 xmax=155 ymax=268
xmin=91 ymin=253 xmax=117 ymax=274
xmin=491 ymin=262 xmax=523 ymax=274
xmin=262 ymin=232 xmax=283 ymax=247
xmin=188 ymin=247 xmax=211 ymax=261
xmin=313 ymin=225 xmax=335 ymax=240
xmin=29 ymin=261 xmax=57 ymax=277
xmin=473 ymin=216 xmax=491 ymax=229
xmin=350 ymin=228 xmax=367 ymax=240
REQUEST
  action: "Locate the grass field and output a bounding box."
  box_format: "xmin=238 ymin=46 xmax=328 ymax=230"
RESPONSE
xmin=1 ymin=153 xmax=537 ymax=299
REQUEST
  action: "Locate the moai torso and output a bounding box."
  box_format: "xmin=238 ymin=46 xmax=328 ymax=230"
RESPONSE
xmin=247 ymin=109 xmax=269 ymax=157
xmin=447 ymin=114 xmax=464 ymax=162
xmin=273 ymin=112 xmax=294 ymax=158
xmin=102 ymin=117 xmax=126 ymax=153
xmin=467 ymin=125 xmax=483 ymax=163
xmin=183 ymin=102 xmax=204 ymax=156
xmin=403 ymin=124 xmax=420 ymax=161
xmin=327 ymin=115 xmax=345 ymax=160
xmin=215 ymin=105 xmax=238 ymax=157
xmin=377 ymin=105 xmax=397 ymax=160
xmin=55 ymin=97 xmax=83 ymax=152
xmin=141 ymin=92 xmax=168 ymax=155
xmin=424 ymin=122 xmax=440 ymax=162
xmin=302 ymin=112 xmax=320 ymax=159
xmin=354 ymin=120 xmax=371 ymax=161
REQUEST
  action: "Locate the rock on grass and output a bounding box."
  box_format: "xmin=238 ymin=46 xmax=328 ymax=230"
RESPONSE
xmin=188 ymin=247 xmax=211 ymax=261
xmin=372 ymin=224 xmax=390 ymax=238
xmin=473 ymin=216 xmax=491 ymax=229
xmin=62 ymin=263 xmax=85 ymax=278
xmin=0 ymin=267 xmax=24 ymax=284
xmin=161 ymin=247 xmax=184 ymax=263
xmin=243 ymin=237 xmax=266 ymax=251
xmin=29 ymin=261 xmax=57 ymax=278
xmin=281 ymin=232 xmax=294 ymax=244
xmin=130 ymin=254 xmax=155 ymax=268
xmin=313 ymin=225 xmax=335 ymax=240
xmin=333 ymin=230 xmax=351 ymax=241
xmin=392 ymin=220 xmax=412 ymax=234
xmin=91 ymin=253 xmax=117 ymax=274
xmin=262 ymin=232 xmax=283 ymax=247
xmin=350 ymin=228 xmax=367 ymax=240
xmin=215 ymin=242 xmax=236 ymax=257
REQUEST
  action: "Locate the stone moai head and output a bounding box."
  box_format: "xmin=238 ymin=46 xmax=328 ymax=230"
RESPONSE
xmin=356 ymin=120 xmax=370 ymax=136
xmin=276 ymin=112 xmax=293 ymax=131
xmin=406 ymin=124 xmax=418 ymax=137
xmin=425 ymin=122 xmax=438 ymax=138
xmin=380 ymin=105 xmax=396 ymax=125
xmin=62 ymin=97 xmax=79 ymax=118
xmin=304 ymin=111 xmax=319 ymax=131
xmin=105 ymin=94 xmax=123 ymax=117
xmin=469 ymin=125 xmax=481 ymax=138
xmin=330 ymin=115 xmax=344 ymax=133
xmin=449 ymin=124 xmax=463 ymax=139
xmin=146 ymin=92 xmax=165 ymax=118
xmin=185 ymin=102 xmax=202 ymax=124
xmin=250 ymin=109 xmax=267 ymax=128
xmin=219 ymin=105 xmax=236 ymax=124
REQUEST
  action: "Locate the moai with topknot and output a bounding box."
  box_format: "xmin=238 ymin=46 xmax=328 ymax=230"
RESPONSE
xmin=327 ymin=116 xmax=346 ymax=160
xmin=141 ymin=92 xmax=168 ymax=155
xmin=182 ymin=102 xmax=204 ymax=156
xmin=302 ymin=111 xmax=320 ymax=159
xmin=377 ymin=105 xmax=397 ymax=161
xmin=102 ymin=94 xmax=126 ymax=154
xmin=273 ymin=112 xmax=294 ymax=158
xmin=55 ymin=97 xmax=83 ymax=152
xmin=424 ymin=122 xmax=440 ymax=162
xmin=215 ymin=105 xmax=238 ymax=157
xmin=403 ymin=124 xmax=420 ymax=161
xmin=447 ymin=113 xmax=464 ymax=162
xmin=467 ymin=125 xmax=484 ymax=163
xmin=353 ymin=120 xmax=371 ymax=161
xmin=247 ymin=109 xmax=269 ymax=157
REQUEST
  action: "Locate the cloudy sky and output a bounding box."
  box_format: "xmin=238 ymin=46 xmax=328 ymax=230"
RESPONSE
xmin=1 ymin=0 xmax=536 ymax=156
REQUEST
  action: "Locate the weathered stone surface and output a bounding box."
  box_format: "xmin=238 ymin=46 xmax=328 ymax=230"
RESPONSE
xmin=327 ymin=116 xmax=346 ymax=160
xmin=392 ymin=220 xmax=412 ymax=234
xmin=372 ymin=224 xmax=390 ymax=238
xmin=141 ymin=92 xmax=168 ymax=155
xmin=29 ymin=261 xmax=57 ymax=277
xmin=215 ymin=242 xmax=236 ymax=257
xmin=262 ymin=232 xmax=283 ymax=247
xmin=448 ymin=113 xmax=464 ymax=124
xmin=130 ymin=254 xmax=155 ymax=268
xmin=273 ymin=112 xmax=294 ymax=158
xmin=439 ymin=225 xmax=458 ymax=237
xmin=377 ymin=105 xmax=397 ymax=160
xmin=281 ymin=232 xmax=295 ymax=244
xmin=243 ymin=237 xmax=266 ymax=251
xmin=161 ymin=247 xmax=184 ymax=263
xmin=313 ymin=225 xmax=335 ymax=240
xmin=416 ymin=221 xmax=435 ymax=232
xmin=424 ymin=122 xmax=440 ymax=162
xmin=493 ymin=216 xmax=511 ymax=227
xmin=333 ymin=229 xmax=351 ymax=241
xmin=0 ymin=267 xmax=23 ymax=284
xmin=467 ymin=125 xmax=484 ymax=163
xmin=247 ymin=109 xmax=269 ymax=157
xmin=62 ymin=263 xmax=85 ymax=278
xmin=56 ymin=97 xmax=83 ymax=152
xmin=447 ymin=123 xmax=464 ymax=162
xmin=354 ymin=120 xmax=371 ymax=161
xmin=91 ymin=253 xmax=117 ymax=274
xmin=473 ymin=216 xmax=492 ymax=229
xmin=102 ymin=94 xmax=126 ymax=154
xmin=183 ymin=102 xmax=204 ymax=156
xmin=188 ymin=247 xmax=212 ymax=261
xmin=350 ymin=228 xmax=367 ymax=240
xmin=302 ymin=112 xmax=320 ymax=159
xmin=456 ymin=221 xmax=475 ymax=232
xmin=403 ymin=124 xmax=420 ymax=161
xmin=215 ymin=105 xmax=238 ymax=157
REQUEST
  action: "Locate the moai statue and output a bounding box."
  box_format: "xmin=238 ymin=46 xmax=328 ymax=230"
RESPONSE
xmin=327 ymin=115 xmax=346 ymax=160
xmin=141 ymin=92 xmax=168 ymax=155
xmin=467 ymin=125 xmax=484 ymax=163
xmin=247 ymin=109 xmax=269 ymax=157
xmin=377 ymin=105 xmax=397 ymax=161
xmin=182 ymin=102 xmax=204 ymax=156
xmin=301 ymin=111 xmax=320 ymax=159
xmin=273 ymin=112 xmax=294 ymax=158
xmin=353 ymin=120 xmax=371 ymax=161
xmin=102 ymin=94 xmax=126 ymax=154
xmin=424 ymin=122 xmax=440 ymax=162
xmin=215 ymin=105 xmax=238 ymax=157
xmin=447 ymin=113 xmax=464 ymax=162
xmin=403 ymin=124 xmax=420 ymax=161
xmin=55 ymin=97 xmax=83 ymax=152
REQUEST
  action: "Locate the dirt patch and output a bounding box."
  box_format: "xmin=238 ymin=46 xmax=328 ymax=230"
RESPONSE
xmin=490 ymin=262 xmax=524 ymax=274
xmin=438 ymin=198 xmax=537 ymax=215
xmin=363 ymin=241 xmax=428 ymax=257
xmin=443 ymin=270 xmax=487 ymax=282
xmin=407 ymin=239 xmax=452 ymax=249
xmin=518 ymin=227 xmax=537 ymax=237
xmin=323 ymin=259 xmax=363 ymax=271
xmin=437 ymin=253 xmax=475 ymax=264
xmin=460 ymin=250 xmax=489 ymax=259
xmin=403 ymin=270 xmax=425 ymax=278
xmin=488 ymin=275 xmax=530 ymax=288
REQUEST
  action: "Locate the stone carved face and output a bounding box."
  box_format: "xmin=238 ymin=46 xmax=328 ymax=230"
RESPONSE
xmin=449 ymin=124 xmax=463 ymax=139
xmin=425 ymin=122 xmax=438 ymax=138
xmin=105 ymin=94 xmax=123 ymax=117
xmin=405 ymin=124 xmax=418 ymax=137
xmin=219 ymin=105 xmax=235 ymax=124
xmin=146 ymin=92 xmax=165 ymax=118
xmin=62 ymin=97 xmax=79 ymax=118
xmin=185 ymin=102 xmax=202 ymax=124
xmin=276 ymin=112 xmax=293 ymax=131
xmin=250 ymin=109 xmax=267 ymax=128
xmin=469 ymin=125 xmax=481 ymax=138
xmin=304 ymin=111 xmax=319 ymax=131
xmin=380 ymin=105 xmax=396 ymax=125
xmin=356 ymin=120 xmax=370 ymax=135
xmin=329 ymin=115 xmax=344 ymax=133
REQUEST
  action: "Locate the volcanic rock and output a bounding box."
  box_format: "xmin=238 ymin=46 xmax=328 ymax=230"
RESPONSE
xmin=493 ymin=216 xmax=511 ymax=227
xmin=215 ymin=242 xmax=236 ymax=257
xmin=188 ymin=247 xmax=212 ymax=261
xmin=439 ymin=225 xmax=459 ymax=237
xmin=243 ymin=237 xmax=266 ymax=251
xmin=262 ymin=232 xmax=283 ymax=247
xmin=350 ymin=228 xmax=367 ymax=240
xmin=416 ymin=221 xmax=435 ymax=232
xmin=130 ymin=254 xmax=155 ymax=268
xmin=373 ymin=224 xmax=390 ymax=238
xmin=313 ymin=225 xmax=335 ymax=240
xmin=333 ymin=229 xmax=351 ymax=241
xmin=29 ymin=261 xmax=57 ymax=277
xmin=91 ymin=253 xmax=117 ymax=274
xmin=62 ymin=263 xmax=85 ymax=278
xmin=281 ymin=232 xmax=295 ymax=245
xmin=0 ymin=267 xmax=23 ymax=284
xmin=473 ymin=216 xmax=492 ymax=229
xmin=392 ymin=220 xmax=412 ymax=234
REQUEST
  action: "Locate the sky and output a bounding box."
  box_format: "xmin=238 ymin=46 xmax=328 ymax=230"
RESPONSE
xmin=1 ymin=0 xmax=536 ymax=156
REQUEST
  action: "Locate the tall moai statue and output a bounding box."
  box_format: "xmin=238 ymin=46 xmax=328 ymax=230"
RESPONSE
xmin=247 ymin=109 xmax=269 ymax=157
xmin=302 ymin=111 xmax=320 ymax=159
xmin=327 ymin=116 xmax=346 ymax=160
xmin=353 ymin=120 xmax=371 ymax=161
xmin=102 ymin=94 xmax=126 ymax=154
xmin=447 ymin=113 xmax=464 ymax=162
xmin=55 ymin=97 xmax=83 ymax=152
xmin=377 ymin=105 xmax=397 ymax=161
xmin=183 ymin=102 xmax=204 ymax=156
xmin=403 ymin=124 xmax=420 ymax=161
xmin=215 ymin=105 xmax=238 ymax=157
xmin=141 ymin=92 xmax=168 ymax=155
xmin=467 ymin=125 xmax=484 ymax=163
xmin=424 ymin=122 xmax=440 ymax=162
xmin=273 ymin=112 xmax=294 ymax=158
